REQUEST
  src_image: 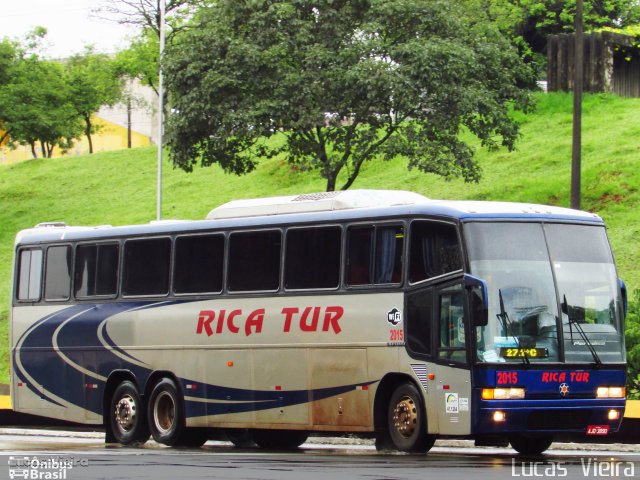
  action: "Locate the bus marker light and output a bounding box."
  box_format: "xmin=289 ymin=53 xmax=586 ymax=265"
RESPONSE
xmin=85 ymin=384 xmax=98 ymax=390
xmin=493 ymin=411 xmax=506 ymax=422
xmin=608 ymin=410 xmax=620 ymax=421
xmin=442 ymin=385 xmax=450 ymax=390
xmin=428 ymin=373 xmax=435 ymax=381
xmin=356 ymin=385 xmax=368 ymax=390
xmin=272 ymin=386 xmax=282 ymax=391
xmin=186 ymin=384 xmax=198 ymax=390
xmin=227 ymin=361 xmax=234 ymax=367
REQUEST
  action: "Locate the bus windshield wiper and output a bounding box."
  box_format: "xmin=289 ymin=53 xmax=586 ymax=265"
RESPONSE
xmin=497 ymin=289 xmax=529 ymax=366
xmin=562 ymin=295 xmax=602 ymax=367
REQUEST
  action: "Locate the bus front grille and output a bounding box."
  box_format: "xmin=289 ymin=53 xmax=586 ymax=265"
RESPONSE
xmin=526 ymin=410 xmax=592 ymax=430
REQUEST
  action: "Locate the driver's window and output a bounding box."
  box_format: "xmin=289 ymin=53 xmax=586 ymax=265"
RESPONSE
xmin=438 ymin=287 xmax=467 ymax=363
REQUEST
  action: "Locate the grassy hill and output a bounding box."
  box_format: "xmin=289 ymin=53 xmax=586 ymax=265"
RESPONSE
xmin=1 ymin=92 xmax=639 ymax=384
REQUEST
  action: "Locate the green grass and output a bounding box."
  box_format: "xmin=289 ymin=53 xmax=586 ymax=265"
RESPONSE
xmin=1 ymin=92 xmax=639 ymax=384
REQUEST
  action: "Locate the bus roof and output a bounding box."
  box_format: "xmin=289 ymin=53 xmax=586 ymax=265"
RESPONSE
xmin=15 ymin=190 xmax=603 ymax=245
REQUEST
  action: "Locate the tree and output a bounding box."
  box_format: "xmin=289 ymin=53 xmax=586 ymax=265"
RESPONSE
xmin=115 ymin=30 xmax=161 ymax=95
xmin=94 ymin=0 xmax=208 ymax=42
xmin=66 ymin=49 xmax=123 ymax=153
xmin=0 ymin=53 xmax=82 ymax=158
xmin=466 ymin=0 xmax=640 ymax=54
xmin=164 ymin=0 xmax=535 ymax=192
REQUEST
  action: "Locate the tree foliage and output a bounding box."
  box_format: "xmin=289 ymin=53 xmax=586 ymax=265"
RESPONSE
xmin=115 ymin=30 xmax=161 ymax=95
xmin=66 ymin=48 xmax=123 ymax=153
xmin=0 ymin=31 xmax=125 ymax=158
xmin=466 ymin=0 xmax=640 ymax=55
xmin=0 ymin=38 xmax=82 ymax=158
xmin=165 ymin=0 xmax=535 ymax=192
xmin=94 ymin=0 xmax=208 ymax=42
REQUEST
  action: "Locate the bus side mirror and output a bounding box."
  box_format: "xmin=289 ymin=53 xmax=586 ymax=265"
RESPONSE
xmin=464 ymin=274 xmax=488 ymax=327
xmin=620 ymin=279 xmax=627 ymax=319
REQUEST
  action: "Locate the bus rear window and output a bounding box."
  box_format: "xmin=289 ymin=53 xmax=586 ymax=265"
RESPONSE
xmin=74 ymin=243 xmax=119 ymax=298
xmin=17 ymin=248 xmax=43 ymax=301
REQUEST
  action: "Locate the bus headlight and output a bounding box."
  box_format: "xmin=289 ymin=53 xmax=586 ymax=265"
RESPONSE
xmin=482 ymin=388 xmax=525 ymax=400
xmin=597 ymin=387 xmax=626 ymax=398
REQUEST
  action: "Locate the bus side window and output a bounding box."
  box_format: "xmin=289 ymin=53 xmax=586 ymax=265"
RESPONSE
xmin=75 ymin=243 xmax=119 ymax=298
xmin=285 ymin=226 xmax=341 ymax=290
xmin=409 ymin=221 xmax=462 ymax=283
xmin=123 ymin=238 xmax=171 ymax=296
xmin=228 ymin=230 xmax=281 ymax=292
xmin=347 ymin=225 xmax=403 ymax=286
xmin=437 ymin=288 xmax=467 ymax=363
xmin=45 ymin=245 xmax=71 ymax=301
xmin=173 ymin=234 xmax=224 ymax=294
xmin=17 ymin=248 xmax=43 ymax=301
xmin=347 ymin=226 xmax=373 ymax=286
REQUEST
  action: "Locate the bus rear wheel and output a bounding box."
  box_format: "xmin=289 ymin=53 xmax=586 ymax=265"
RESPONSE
xmin=109 ymin=380 xmax=150 ymax=445
xmin=148 ymin=378 xmax=207 ymax=448
xmin=387 ymin=382 xmax=435 ymax=453
xmin=509 ymin=434 xmax=553 ymax=455
xmin=252 ymin=429 xmax=308 ymax=450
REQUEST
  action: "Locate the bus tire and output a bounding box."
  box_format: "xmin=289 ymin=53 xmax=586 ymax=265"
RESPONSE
xmin=110 ymin=380 xmax=150 ymax=445
xmin=252 ymin=429 xmax=308 ymax=450
xmin=509 ymin=434 xmax=553 ymax=455
xmin=387 ymin=382 xmax=435 ymax=453
xmin=148 ymin=377 xmax=206 ymax=447
xmin=225 ymin=429 xmax=257 ymax=448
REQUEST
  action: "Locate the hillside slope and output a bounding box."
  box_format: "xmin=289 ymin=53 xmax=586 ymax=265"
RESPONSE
xmin=1 ymin=92 xmax=639 ymax=383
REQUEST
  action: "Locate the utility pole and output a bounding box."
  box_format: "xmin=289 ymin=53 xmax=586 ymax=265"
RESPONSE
xmin=157 ymin=0 xmax=166 ymax=221
xmin=571 ymin=0 xmax=584 ymax=210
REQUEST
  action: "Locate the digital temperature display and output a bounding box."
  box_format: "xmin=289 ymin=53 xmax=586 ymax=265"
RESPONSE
xmin=500 ymin=347 xmax=548 ymax=358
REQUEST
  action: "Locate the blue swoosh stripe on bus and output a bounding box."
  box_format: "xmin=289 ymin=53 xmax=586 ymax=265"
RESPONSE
xmin=15 ymin=302 xmax=379 ymax=420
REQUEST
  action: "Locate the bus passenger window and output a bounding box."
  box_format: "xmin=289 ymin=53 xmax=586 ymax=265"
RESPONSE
xmin=45 ymin=245 xmax=71 ymax=301
xmin=174 ymin=234 xmax=224 ymax=294
xmin=228 ymin=230 xmax=281 ymax=292
xmin=410 ymin=221 xmax=461 ymax=283
xmin=374 ymin=226 xmax=404 ymax=284
xmin=17 ymin=249 xmax=43 ymax=301
xmin=347 ymin=227 xmax=372 ymax=285
xmin=285 ymin=226 xmax=341 ymax=290
xmin=347 ymin=225 xmax=404 ymax=286
xmin=122 ymin=238 xmax=171 ymax=296
xmin=75 ymin=243 xmax=119 ymax=297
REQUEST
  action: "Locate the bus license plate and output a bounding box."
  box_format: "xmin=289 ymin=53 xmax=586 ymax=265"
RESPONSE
xmin=586 ymin=425 xmax=610 ymax=435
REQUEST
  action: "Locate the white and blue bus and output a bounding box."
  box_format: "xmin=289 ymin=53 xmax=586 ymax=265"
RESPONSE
xmin=10 ymin=190 xmax=626 ymax=454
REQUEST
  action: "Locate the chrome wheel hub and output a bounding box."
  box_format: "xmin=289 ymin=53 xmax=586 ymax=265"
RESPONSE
xmin=115 ymin=395 xmax=137 ymax=432
xmin=393 ymin=396 xmax=418 ymax=438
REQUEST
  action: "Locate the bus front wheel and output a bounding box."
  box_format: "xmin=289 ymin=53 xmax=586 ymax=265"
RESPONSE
xmin=387 ymin=382 xmax=435 ymax=453
xmin=109 ymin=380 xmax=150 ymax=445
xmin=509 ymin=434 xmax=553 ymax=455
xmin=148 ymin=378 xmax=207 ymax=447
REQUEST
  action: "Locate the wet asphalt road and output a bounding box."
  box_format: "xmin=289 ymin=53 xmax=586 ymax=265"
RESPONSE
xmin=1 ymin=430 xmax=639 ymax=480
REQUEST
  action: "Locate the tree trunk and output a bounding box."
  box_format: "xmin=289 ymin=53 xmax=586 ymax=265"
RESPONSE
xmin=30 ymin=142 xmax=38 ymax=159
xmin=127 ymin=98 xmax=132 ymax=148
xmin=325 ymin=173 xmax=337 ymax=192
xmin=84 ymin=115 xmax=94 ymax=154
xmin=40 ymin=141 xmax=46 ymax=158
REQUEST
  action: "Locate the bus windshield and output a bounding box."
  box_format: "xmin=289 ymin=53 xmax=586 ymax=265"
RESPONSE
xmin=465 ymin=222 xmax=625 ymax=364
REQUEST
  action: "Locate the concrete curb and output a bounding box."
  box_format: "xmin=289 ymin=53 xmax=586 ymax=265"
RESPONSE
xmin=0 ymin=428 xmax=638 ymax=453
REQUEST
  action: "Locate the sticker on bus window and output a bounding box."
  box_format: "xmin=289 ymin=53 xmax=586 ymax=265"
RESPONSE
xmin=494 ymin=337 xmax=519 ymax=348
